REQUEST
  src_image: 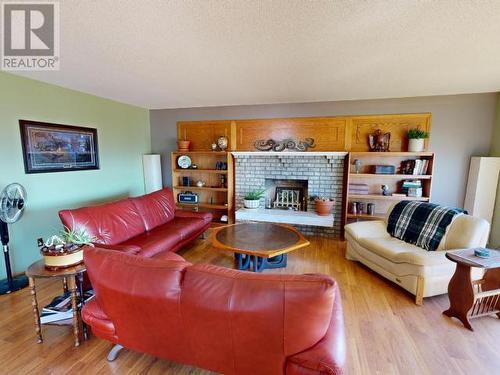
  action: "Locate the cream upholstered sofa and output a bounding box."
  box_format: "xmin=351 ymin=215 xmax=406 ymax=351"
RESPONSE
xmin=344 ymin=206 xmax=490 ymax=305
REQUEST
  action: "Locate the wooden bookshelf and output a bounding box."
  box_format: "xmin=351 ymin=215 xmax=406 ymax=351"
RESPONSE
xmin=172 ymin=186 xmax=228 ymax=192
xmin=173 ymin=169 xmax=228 ymax=174
xmin=350 ymin=173 xmax=432 ymax=179
xmin=346 ymin=213 xmax=386 ymax=220
xmin=350 ymin=151 xmax=434 ymax=157
xmin=349 ymin=194 xmax=430 ymax=201
xmin=344 ymin=152 xmax=435 ymax=227
xmin=171 ymin=151 xmax=234 ymax=224
xmin=176 ymin=202 xmax=229 ymax=210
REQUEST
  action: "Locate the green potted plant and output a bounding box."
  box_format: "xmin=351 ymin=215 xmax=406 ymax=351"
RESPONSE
xmin=313 ymin=196 xmax=335 ymax=216
xmin=244 ymin=189 xmax=265 ymax=209
xmin=407 ymin=128 xmax=429 ymax=152
xmin=39 ymin=227 xmax=95 ymax=269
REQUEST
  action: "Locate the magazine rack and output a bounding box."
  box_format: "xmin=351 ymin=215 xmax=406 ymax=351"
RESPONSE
xmin=443 ymin=249 xmax=500 ymax=330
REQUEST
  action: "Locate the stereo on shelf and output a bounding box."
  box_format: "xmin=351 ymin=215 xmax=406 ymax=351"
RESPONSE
xmin=178 ymin=191 xmax=199 ymax=204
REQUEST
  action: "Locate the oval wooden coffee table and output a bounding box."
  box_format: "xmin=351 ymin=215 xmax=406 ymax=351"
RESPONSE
xmin=211 ymin=222 xmax=310 ymax=272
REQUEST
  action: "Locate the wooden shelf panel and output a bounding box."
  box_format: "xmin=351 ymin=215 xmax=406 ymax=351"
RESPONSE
xmin=350 ymin=152 xmax=434 ymax=157
xmin=347 ymin=213 xmax=385 ymax=220
xmin=348 ymin=194 xmax=430 ymax=201
xmin=173 ymin=186 xmax=228 ymax=192
xmin=176 ymin=202 xmax=229 ymax=210
xmin=349 ymin=173 xmax=431 ymax=179
xmin=173 ymin=169 xmax=228 ymax=174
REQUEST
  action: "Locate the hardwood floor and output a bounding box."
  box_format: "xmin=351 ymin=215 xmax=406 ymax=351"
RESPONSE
xmin=1 ymin=235 xmax=499 ymax=374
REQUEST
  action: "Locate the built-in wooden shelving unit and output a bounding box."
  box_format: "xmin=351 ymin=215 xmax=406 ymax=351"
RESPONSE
xmin=350 ymin=174 xmax=432 ymax=179
xmin=344 ymin=151 xmax=435 ymax=227
xmin=173 ymin=169 xmax=228 ymax=174
xmin=175 ymin=113 xmax=433 ymax=235
xmin=346 ymin=213 xmax=386 ymax=220
xmin=171 ymin=151 xmax=234 ymax=224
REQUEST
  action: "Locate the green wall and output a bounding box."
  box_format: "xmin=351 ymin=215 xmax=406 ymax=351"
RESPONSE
xmin=490 ymin=93 xmax=500 ymax=247
xmin=0 ymin=72 xmax=150 ymax=279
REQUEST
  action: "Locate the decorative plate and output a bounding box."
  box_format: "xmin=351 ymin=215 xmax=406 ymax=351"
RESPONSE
xmin=177 ymin=155 xmax=192 ymax=169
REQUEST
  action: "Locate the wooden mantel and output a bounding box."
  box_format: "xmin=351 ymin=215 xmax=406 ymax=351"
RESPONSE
xmin=177 ymin=113 xmax=432 ymax=152
xmin=231 ymin=151 xmax=349 ymax=157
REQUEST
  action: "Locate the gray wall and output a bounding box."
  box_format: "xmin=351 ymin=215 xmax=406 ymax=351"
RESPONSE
xmin=150 ymin=93 xmax=497 ymax=208
xmin=489 ymin=94 xmax=500 ymax=247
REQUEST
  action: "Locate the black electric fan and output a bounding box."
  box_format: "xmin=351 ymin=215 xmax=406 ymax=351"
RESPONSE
xmin=0 ymin=183 xmax=29 ymax=294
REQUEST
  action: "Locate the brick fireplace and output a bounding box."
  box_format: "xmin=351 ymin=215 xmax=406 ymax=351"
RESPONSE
xmin=233 ymin=152 xmax=347 ymax=237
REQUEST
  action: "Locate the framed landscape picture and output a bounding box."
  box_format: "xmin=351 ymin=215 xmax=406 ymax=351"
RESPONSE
xmin=19 ymin=120 xmax=99 ymax=174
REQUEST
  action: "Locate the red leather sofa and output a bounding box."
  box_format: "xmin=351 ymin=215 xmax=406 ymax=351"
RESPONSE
xmin=59 ymin=188 xmax=211 ymax=258
xmin=83 ymin=247 xmax=346 ymax=375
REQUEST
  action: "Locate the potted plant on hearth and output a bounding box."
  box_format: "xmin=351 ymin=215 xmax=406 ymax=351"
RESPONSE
xmin=313 ymin=197 xmax=335 ymax=216
xmin=407 ymin=128 xmax=429 ymax=152
xmin=244 ymin=190 xmax=265 ymax=209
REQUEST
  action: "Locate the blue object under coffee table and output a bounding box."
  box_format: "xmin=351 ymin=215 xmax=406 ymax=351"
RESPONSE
xmin=211 ymin=222 xmax=310 ymax=272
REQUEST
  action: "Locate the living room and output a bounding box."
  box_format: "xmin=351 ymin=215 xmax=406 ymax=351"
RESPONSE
xmin=0 ymin=1 xmax=499 ymax=374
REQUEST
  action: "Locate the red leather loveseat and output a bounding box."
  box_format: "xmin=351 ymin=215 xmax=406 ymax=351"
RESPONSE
xmin=59 ymin=188 xmax=211 ymax=258
xmin=83 ymin=247 xmax=346 ymax=375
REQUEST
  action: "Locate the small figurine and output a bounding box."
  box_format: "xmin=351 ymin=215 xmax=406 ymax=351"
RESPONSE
xmin=381 ymin=184 xmax=390 ymax=196
xmin=369 ymin=129 xmax=391 ymax=152
xmin=353 ymin=159 xmax=362 ymax=174
xmin=217 ymin=136 xmax=228 ymax=151
xmin=211 ymin=143 xmax=218 ymax=151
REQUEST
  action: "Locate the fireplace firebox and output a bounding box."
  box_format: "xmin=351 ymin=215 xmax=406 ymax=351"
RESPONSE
xmin=265 ymin=179 xmax=308 ymax=211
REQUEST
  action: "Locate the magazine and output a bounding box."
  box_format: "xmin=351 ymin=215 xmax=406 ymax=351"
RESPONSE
xmin=40 ymin=290 xmax=95 ymax=324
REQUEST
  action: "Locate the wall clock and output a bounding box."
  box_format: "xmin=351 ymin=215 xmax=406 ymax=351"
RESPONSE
xmin=177 ymin=155 xmax=192 ymax=169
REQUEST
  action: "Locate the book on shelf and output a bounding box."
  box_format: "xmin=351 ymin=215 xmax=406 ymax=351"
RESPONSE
xmin=40 ymin=290 xmax=95 ymax=324
xmin=402 ymin=159 xmax=429 ymax=175
xmin=348 ymin=183 xmax=369 ymax=195
xmin=414 ymin=159 xmax=429 ymax=175
xmin=407 ymin=187 xmax=423 ymax=197
xmin=401 ymin=180 xmax=422 ymax=195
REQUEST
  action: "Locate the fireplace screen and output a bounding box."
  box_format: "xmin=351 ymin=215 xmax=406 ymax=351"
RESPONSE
xmin=273 ymin=187 xmax=304 ymax=210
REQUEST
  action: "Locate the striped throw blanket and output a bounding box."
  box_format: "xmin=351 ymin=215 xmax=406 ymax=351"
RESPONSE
xmin=387 ymin=201 xmax=465 ymax=251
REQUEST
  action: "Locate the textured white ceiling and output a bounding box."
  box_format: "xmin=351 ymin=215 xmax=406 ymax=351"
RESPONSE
xmin=14 ymin=0 xmax=500 ymax=109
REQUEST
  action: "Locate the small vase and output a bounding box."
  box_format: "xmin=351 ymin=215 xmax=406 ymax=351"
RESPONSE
xmin=244 ymin=199 xmax=260 ymax=209
xmin=315 ymin=200 xmax=335 ymax=216
xmin=408 ymin=138 xmax=425 ymax=152
xmin=177 ymin=140 xmax=191 ymax=152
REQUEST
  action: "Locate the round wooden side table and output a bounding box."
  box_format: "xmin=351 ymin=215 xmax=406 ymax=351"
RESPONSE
xmin=26 ymin=260 xmax=87 ymax=347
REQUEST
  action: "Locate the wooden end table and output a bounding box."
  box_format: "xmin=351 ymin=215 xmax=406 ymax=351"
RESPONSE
xmin=26 ymin=260 xmax=87 ymax=347
xmin=211 ymin=222 xmax=310 ymax=272
xmin=443 ymin=249 xmax=500 ymax=331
